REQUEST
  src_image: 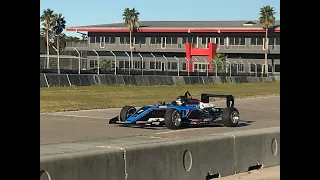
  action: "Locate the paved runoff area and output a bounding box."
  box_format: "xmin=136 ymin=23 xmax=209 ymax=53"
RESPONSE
xmin=40 ymin=96 xmax=280 ymax=145
xmin=220 ymin=166 xmax=280 ymax=180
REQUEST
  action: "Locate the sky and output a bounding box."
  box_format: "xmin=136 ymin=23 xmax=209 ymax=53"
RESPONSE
xmin=40 ymin=0 xmax=280 ymax=37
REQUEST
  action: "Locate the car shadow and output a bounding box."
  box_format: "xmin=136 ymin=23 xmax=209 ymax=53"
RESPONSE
xmin=113 ymin=119 xmax=254 ymax=130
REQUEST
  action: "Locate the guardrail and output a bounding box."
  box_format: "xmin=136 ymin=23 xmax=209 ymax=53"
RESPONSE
xmin=40 ymin=127 xmax=280 ymax=180
xmin=40 ymin=74 xmax=276 ymax=87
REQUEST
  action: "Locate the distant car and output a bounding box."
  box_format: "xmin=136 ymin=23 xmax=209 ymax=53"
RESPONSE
xmin=109 ymin=91 xmax=240 ymax=129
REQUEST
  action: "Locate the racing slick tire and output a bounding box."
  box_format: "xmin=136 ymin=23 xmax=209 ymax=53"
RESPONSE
xmin=120 ymin=106 xmax=136 ymax=122
xmin=222 ymin=107 xmax=240 ymax=127
xmin=164 ymin=108 xmax=183 ymax=129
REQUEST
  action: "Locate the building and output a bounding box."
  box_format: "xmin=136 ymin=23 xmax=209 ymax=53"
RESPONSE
xmin=65 ymin=20 xmax=280 ymax=74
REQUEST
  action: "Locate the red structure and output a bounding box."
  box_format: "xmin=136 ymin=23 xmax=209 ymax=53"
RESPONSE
xmin=185 ymin=42 xmax=217 ymax=73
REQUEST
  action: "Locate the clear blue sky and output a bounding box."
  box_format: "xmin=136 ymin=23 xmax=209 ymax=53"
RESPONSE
xmin=40 ymin=0 xmax=280 ymax=37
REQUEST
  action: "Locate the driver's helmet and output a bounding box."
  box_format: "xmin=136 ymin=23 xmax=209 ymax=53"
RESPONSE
xmin=176 ymin=96 xmax=187 ymax=106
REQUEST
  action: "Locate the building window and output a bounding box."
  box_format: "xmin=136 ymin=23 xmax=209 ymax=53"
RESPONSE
xmin=182 ymin=37 xmax=197 ymax=44
xmin=182 ymin=62 xmax=186 ymax=70
xmin=96 ymin=36 xmax=101 ymax=43
xmin=217 ymin=37 xmax=225 ymax=45
xmin=120 ymin=36 xmax=130 ymax=44
xmin=229 ymin=37 xmax=245 ymax=45
xmin=171 ymin=62 xmax=177 ymax=70
xmin=238 ymin=64 xmax=244 ymax=72
xmin=201 ymin=37 xmax=211 ymax=46
xmin=119 ymin=61 xmax=124 ymax=68
xmin=134 ymin=37 xmax=146 ymax=44
xmin=275 ymin=37 xmax=280 ymax=45
xmin=89 ymin=37 xmax=96 ymax=43
xmin=150 ymin=36 xmax=161 ymax=44
xmin=149 ymin=62 xmax=161 ymax=70
xmin=104 ymin=36 xmax=116 ymax=44
xmin=268 ymin=37 xmax=275 ymax=45
xmin=166 ymin=37 xmax=178 ymax=44
xmin=251 ymin=37 xmax=263 ymax=45
xmin=90 ymin=60 xmax=96 ymax=68
xmin=119 ymin=61 xmax=131 ymax=69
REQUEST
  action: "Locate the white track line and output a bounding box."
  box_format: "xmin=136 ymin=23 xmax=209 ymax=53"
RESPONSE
xmin=43 ymin=114 xmax=110 ymax=120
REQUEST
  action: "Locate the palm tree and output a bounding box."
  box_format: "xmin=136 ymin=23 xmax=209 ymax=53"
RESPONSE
xmin=122 ymin=8 xmax=140 ymax=69
xmin=213 ymin=53 xmax=227 ymax=73
xmin=53 ymin=13 xmax=66 ymax=53
xmin=259 ymin=5 xmax=276 ymax=75
xmin=40 ymin=8 xmax=56 ymax=69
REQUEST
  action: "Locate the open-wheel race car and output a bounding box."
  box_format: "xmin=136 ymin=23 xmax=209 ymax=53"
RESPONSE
xmin=109 ymin=91 xmax=240 ymax=129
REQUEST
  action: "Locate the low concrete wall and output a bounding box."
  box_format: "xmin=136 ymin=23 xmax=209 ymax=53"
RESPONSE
xmin=40 ymin=127 xmax=280 ymax=180
xmin=40 ymin=73 xmax=276 ymax=87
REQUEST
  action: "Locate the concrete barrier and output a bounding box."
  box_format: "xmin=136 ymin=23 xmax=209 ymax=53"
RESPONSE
xmin=40 ymin=74 xmax=276 ymax=87
xmin=40 ymin=127 xmax=280 ymax=180
xmin=40 ymin=148 xmax=125 ymax=180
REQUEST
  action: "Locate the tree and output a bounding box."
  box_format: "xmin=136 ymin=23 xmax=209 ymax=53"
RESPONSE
xmin=259 ymin=5 xmax=276 ymax=75
xmin=40 ymin=8 xmax=56 ymax=69
xmin=53 ymin=13 xmax=66 ymax=52
xmin=99 ymin=58 xmax=114 ymax=69
xmin=213 ymin=53 xmax=227 ymax=73
xmin=122 ymin=8 xmax=140 ymax=69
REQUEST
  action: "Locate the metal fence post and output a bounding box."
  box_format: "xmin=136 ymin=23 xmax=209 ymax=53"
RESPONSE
xmin=162 ymin=55 xmax=168 ymax=76
xmin=247 ymin=61 xmax=251 ymax=76
xmin=110 ymin=51 xmax=116 ymax=75
xmin=93 ymin=49 xmax=99 ymax=75
xmin=174 ymin=56 xmax=180 ymax=76
xmin=52 ymin=46 xmax=60 ymax=74
xmin=138 ymin=53 xmax=144 ymax=75
xmin=184 ymin=57 xmax=190 ymax=76
xmin=234 ymin=61 xmax=238 ymax=75
xmin=194 ymin=58 xmax=199 ymax=76
xmin=124 ymin=52 xmax=130 ymax=75
xmin=203 ymin=59 xmax=209 ymax=76
xmin=226 ymin=60 xmax=231 ymax=77
xmin=213 ymin=60 xmax=217 ymax=77
xmin=73 ymin=47 xmax=81 ymax=74
xmin=151 ymin=53 xmax=156 ymax=75
xmin=253 ymin=62 xmax=257 ymax=77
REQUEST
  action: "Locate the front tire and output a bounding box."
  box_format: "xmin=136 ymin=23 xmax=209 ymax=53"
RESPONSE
xmin=120 ymin=106 xmax=136 ymax=122
xmin=164 ymin=109 xmax=183 ymax=129
xmin=222 ymin=107 xmax=240 ymax=127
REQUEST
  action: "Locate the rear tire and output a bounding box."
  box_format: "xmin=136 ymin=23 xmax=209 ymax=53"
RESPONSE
xmin=164 ymin=109 xmax=183 ymax=129
xmin=222 ymin=107 xmax=240 ymax=127
xmin=120 ymin=106 xmax=136 ymax=122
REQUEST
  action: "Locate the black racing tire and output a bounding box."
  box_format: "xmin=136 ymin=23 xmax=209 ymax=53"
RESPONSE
xmin=120 ymin=106 xmax=136 ymax=122
xmin=164 ymin=108 xmax=183 ymax=129
xmin=222 ymin=107 xmax=240 ymax=127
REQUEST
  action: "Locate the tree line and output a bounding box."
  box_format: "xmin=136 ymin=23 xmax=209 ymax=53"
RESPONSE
xmin=40 ymin=5 xmax=276 ymax=73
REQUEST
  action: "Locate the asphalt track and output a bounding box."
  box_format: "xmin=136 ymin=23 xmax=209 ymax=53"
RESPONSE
xmin=40 ymin=96 xmax=280 ymax=145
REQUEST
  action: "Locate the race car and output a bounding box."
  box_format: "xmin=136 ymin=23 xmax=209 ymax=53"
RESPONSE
xmin=109 ymin=91 xmax=240 ymax=129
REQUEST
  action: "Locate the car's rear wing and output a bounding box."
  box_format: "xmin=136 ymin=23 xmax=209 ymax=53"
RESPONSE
xmin=200 ymin=94 xmax=234 ymax=107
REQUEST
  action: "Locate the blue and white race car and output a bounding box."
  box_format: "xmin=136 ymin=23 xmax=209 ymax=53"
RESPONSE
xmin=109 ymin=91 xmax=240 ymax=129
